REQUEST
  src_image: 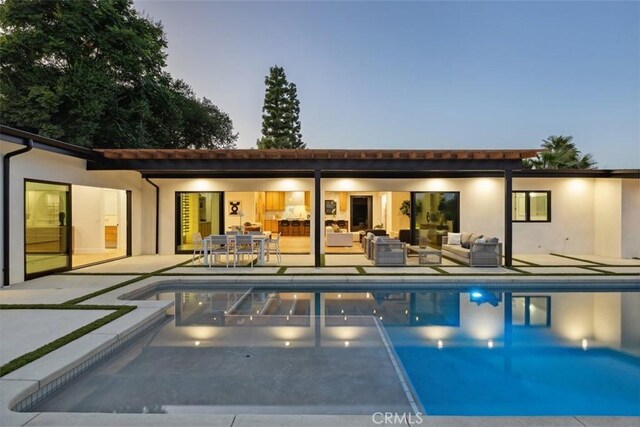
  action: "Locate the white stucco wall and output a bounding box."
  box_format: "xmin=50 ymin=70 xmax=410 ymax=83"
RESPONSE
xmin=1 ymin=140 xmax=143 ymax=284
xmin=593 ymin=179 xmax=622 ymax=258
xmin=513 ymin=178 xmax=595 ymax=254
xmin=621 ymin=179 xmax=640 ymax=258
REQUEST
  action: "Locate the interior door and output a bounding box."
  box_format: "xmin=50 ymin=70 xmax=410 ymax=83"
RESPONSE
xmin=350 ymin=195 xmax=372 ymax=232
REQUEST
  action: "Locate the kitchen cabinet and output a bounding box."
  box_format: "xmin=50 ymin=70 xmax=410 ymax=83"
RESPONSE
xmin=105 ymin=225 xmax=118 ymax=248
xmin=264 ymin=219 xmax=279 ymax=232
xmin=339 ymin=192 xmax=348 ymax=212
xmin=304 ymin=191 xmax=310 ymax=211
xmin=265 ymin=191 xmax=285 ymax=211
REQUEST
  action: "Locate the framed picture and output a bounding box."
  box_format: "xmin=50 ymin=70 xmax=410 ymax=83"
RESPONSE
xmin=228 ymin=200 xmax=242 ymax=216
xmin=324 ymin=200 xmax=337 ymax=215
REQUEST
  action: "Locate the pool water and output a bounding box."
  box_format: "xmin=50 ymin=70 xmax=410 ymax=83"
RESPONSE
xmin=27 ymin=287 xmax=640 ymax=416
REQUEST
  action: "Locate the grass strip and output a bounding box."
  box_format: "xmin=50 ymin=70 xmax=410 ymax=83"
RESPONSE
xmin=320 ymin=254 xmax=326 ymax=267
xmin=580 ymin=266 xmax=613 ymax=274
xmin=549 ymin=253 xmax=607 ymax=266
xmin=64 ymin=258 xmax=194 ymax=305
xmin=506 ymin=266 xmax=530 ymax=274
xmin=430 ymin=266 xmax=449 ymax=274
xmin=0 ymin=305 xmax=136 ymax=377
xmin=511 ymin=257 xmax=539 ymax=266
xmin=276 ymin=267 xmax=287 ymax=275
xmin=356 ymin=266 xmax=366 ymax=274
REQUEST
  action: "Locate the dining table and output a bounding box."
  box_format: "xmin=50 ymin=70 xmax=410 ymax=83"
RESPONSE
xmin=203 ymin=232 xmax=271 ymax=267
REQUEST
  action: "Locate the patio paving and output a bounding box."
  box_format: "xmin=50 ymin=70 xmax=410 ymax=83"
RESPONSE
xmin=438 ymin=266 xmax=516 ymax=274
xmin=163 ymin=266 xmax=282 ymax=275
xmin=0 ymin=309 xmax=114 ymax=365
xmin=285 ymin=267 xmax=360 ymax=275
xmin=596 ymin=266 xmax=640 ymax=274
xmin=362 ymin=266 xmax=440 ymax=274
xmin=0 ymin=275 xmax=139 ymax=305
xmin=517 ymin=266 xmax=604 ymax=275
xmin=67 ymin=255 xmax=192 ymax=274
xmin=514 ymin=254 xmax=595 ymax=266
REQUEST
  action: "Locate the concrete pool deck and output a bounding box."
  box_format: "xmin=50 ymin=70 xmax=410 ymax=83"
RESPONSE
xmin=0 ymin=254 xmax=639 ymax=426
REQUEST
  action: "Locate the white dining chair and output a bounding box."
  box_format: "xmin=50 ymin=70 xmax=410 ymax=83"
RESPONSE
xmin=233 ymin=234 xmax=256 ymax=268
xmin=192 ymin=232 xmax=204 ymax=264
xmin=266 ymin=232 xmax=282 ymax=264
xmin=208 ymin=235 xmax=231 ymax=268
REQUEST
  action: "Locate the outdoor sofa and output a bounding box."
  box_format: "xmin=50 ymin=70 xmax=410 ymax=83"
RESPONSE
xmin=441 ymin=232 xmax=502 ymax=267
xmin=371 ymin=237 xmax=407 ymax=266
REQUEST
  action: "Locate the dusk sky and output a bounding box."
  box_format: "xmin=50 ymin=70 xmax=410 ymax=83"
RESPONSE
xmin=134 ymin=1 xmax=639 ymax=168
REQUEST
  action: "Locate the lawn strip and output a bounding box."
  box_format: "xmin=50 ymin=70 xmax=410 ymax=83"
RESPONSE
xmin=0 ymin=305 xmax=136 ymax=377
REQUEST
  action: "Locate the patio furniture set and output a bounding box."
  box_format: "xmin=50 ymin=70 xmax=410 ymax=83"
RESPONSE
xmin=363 ymin=231 xmax=502 ymax=267
xmin=193 ymin=231 xmax=281 ymax=268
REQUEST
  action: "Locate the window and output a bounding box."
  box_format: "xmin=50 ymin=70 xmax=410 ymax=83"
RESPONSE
xmin=512 ymin=296 xmax=551 ymax=327
xmin=512 ymin=191 xmax=550 ymax=222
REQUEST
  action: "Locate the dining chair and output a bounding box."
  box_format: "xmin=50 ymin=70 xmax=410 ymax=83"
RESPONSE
xmin=233 ymin=234 xmax=256 ymax=268
xmin=265 ymin=232 xmax=282 ymax=264
xmin=208 ymin=235 xmax=231 ymax=268
xmin=192 ymin=232 xmax=204 ymax=264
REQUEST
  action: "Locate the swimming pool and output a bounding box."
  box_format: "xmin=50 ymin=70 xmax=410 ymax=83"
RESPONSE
xmin=27 ymin=286 xmax=640 ymax=416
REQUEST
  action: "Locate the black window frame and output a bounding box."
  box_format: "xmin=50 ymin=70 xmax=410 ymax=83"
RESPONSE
xmin=512 ymin=190 xmax=551 ymax=223
xmin=512 ymin=295 xmax=551 ymax=327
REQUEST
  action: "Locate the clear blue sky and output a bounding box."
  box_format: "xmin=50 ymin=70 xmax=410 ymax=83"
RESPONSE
xmin=135 ymin=1 xmax=639 ymax=168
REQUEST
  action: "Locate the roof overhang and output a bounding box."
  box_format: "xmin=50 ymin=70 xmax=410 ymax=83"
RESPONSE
xmin=0 ymin=126 xmax=99 ymax=161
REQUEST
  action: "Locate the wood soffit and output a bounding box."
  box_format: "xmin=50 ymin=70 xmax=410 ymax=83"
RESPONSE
xmin=95 ymin=148 xmax=540 ymax=161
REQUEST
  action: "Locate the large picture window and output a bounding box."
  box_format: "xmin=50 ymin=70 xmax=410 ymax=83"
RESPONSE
xmin=512 ymin=191 xmax=550 ymax=222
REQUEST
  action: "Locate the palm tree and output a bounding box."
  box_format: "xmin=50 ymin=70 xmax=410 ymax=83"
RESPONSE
xmin=523 ymin=135 xmax=597 ymax=169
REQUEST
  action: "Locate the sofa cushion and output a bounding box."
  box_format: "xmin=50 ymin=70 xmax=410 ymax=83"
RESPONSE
xmin=447 ymin=232 xmax=462 ymax=245
xmin=442 ymin=244 xmax=470 ymax=258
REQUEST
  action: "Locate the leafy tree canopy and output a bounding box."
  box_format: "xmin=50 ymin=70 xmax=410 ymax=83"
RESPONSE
xmin=523 ymin=135 xmax=596 ymax=169
xmin=0 ymin=0 xmax=237 ymax=149
xmin=257 ymin=65 xmax=305 ymax=149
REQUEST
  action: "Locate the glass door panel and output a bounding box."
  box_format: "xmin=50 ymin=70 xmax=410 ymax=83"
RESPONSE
xmin=176 ymin=192 xmax=223 ymax=253
xmin=411 ymin=192 xmax=460 ymax=247
xmin=25 ymin=180 xmax=71 ymax=277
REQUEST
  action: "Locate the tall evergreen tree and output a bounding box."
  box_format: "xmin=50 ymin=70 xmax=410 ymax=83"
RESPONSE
xmin=257 ymin=66 xmax=305 ymax=149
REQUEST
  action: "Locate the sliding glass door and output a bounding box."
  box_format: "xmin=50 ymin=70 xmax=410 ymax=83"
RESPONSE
xmin=411 ymin=192 xmax=460 ymax=247
xmin=175 ymin=192 xmax=224 ymax=253
xmin=25 ymin=180 xmax=71 ymax=278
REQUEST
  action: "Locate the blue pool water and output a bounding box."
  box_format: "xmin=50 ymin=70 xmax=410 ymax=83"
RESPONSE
xmin=391 ymin=343 xmax=640 ymax=415
xmin=26 ymin=287 xmax=640 ymax=416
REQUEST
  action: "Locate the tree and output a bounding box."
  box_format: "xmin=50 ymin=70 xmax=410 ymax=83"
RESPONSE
xmin=0 ymin=0 xmax=237 ymax=149
xmin=523 ymin=135 xmax=597 ymax=169
xmin=257 ymin=65 xmax=305 ymax=149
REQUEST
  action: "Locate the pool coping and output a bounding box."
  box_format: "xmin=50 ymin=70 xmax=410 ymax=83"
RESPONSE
xmin=1 ymin=275 xmax=639 ymax=426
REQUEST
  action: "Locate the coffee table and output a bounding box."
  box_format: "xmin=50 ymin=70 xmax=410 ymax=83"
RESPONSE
xmin=407 ymin=245 xmax=442 ymax=265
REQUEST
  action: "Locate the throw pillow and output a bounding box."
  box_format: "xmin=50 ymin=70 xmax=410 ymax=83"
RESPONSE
xmin=461 ymin=232 xmax=473 ymax=245
xmin=461 ymin=241 xmax=471 ymax=249
xmin=487 ymin=237 xmax=499 ymax=244
xmin=475 ymin=237 xmax=487 ymax=244
xmin=447 ymin=232 xmax=462 ymax=245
